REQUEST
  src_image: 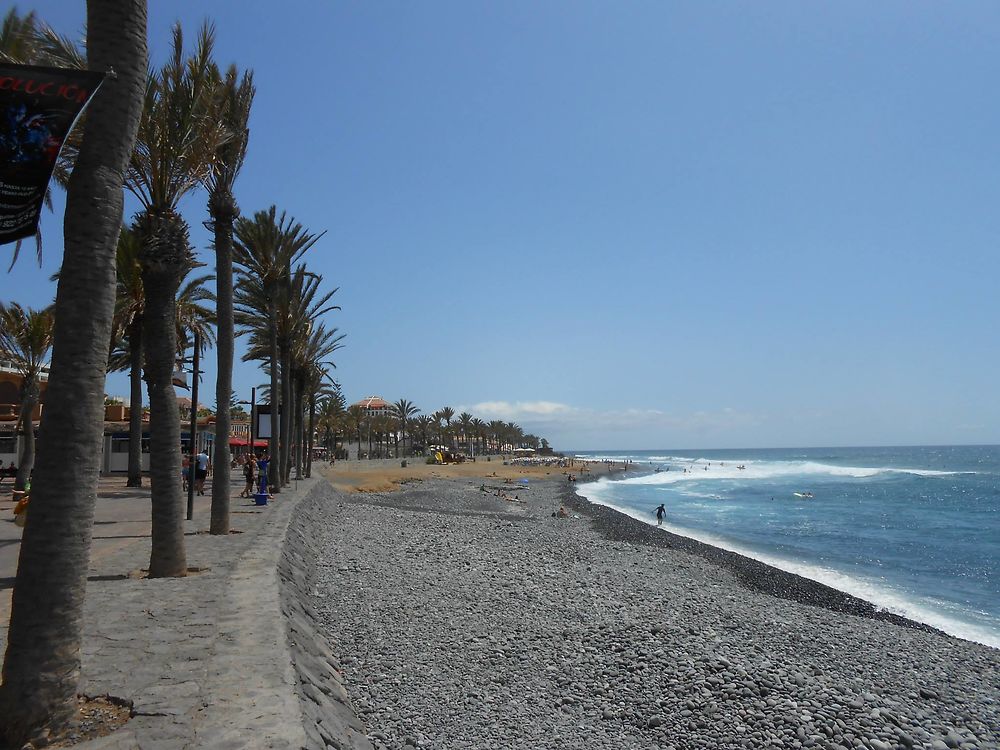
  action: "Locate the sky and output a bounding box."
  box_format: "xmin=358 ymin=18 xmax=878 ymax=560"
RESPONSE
xmin=6 ymin=1 xmax=1000 ymax=450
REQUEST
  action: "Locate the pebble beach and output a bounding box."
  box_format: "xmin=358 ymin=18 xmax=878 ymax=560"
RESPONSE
xmin=301 ymin=471 xmax=1000 ymax=750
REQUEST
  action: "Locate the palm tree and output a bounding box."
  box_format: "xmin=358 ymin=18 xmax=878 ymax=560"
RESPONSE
xmin=300 ymin=369 xmax=328 ymax=477
xmin=0 ymin=2 xmax=147 ymax=743
xmin=173 ymin=272 xmax=217 ymax=359
xmin=488 ymin=420 xmax=505 ymax=453
xmin=0 ymin=303 xmax=54 ymax=490
xmin=0 ymin=9 xmax=41 ymax=64
xmin=125 ymin=23 xmax=225 ymax=578
xmin=414 ymin=414 xmax=433 ymax=452
xmin=292 ymin=320 xmax=343 ymax=477
xmin=471 ymin=417 xmax=486 ymax=456
xmin=206 ymin=59 xmax=254 ymax=535
xmin=308 ymin=379 xmax=342 ymax=476
xmin=0 ymin=9 xmax=85 ymax=69
xmin=369 ymin=413 xmax=383 ymax=457
xmin=234 ymin=207 xmax=322 ymax=492
xmin=367 ymin=414 xmax=380 ymax=458
xmin=281 ymin=269 xmax=336 ymax=482
xmin=317 ymin=388 xmax=346 ymax=459
xmin=457 ymin=411 xmax=473 ymax=455
xmin=109 ymin=227 xmax=145 ymax=486
xmin=392 ymin=399 xmax=419 ymax=457
xmin=506 ymin=421 xmax=523 ymax=451
xmin=346 ymin=404 xmax=365 ymax=460
xmin=436 ymin=406 xmax=454 ymax=448
xmin=374 ymin=414 xmax=392 ymax=458
xmin=109 ymin=242 xmax=213 ymax=486
xmin=235 ymin=257 xmax=332 ymax=486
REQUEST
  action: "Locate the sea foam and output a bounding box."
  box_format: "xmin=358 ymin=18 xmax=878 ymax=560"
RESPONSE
xmin=613 ymin=458 xmax=963 ymax=486
xmin=576 ymin=484 xmax=1000 ymax=649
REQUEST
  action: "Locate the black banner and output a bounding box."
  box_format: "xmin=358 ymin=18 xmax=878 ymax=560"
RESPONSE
xmin=0 ymin=64 xmax=104 ymax=245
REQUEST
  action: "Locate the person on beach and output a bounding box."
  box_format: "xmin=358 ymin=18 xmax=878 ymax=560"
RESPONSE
xmin=258 ymin=453 xmax=270 ymax=496
xmin=655 ymin=504 xmax=666 ymax=525
xmin=195 ymin=450 xmax=210 ymax=495
xmin=241 ymin=457 xmax=256 ymax=498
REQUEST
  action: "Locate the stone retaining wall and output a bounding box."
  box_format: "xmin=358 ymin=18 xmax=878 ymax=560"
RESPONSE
xmin=279 ymin=483 xmax=374 ymax=750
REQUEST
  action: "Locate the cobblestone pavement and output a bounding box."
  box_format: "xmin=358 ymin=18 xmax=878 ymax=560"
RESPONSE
xmin=1 ymin=471 xmax=320 ymax=749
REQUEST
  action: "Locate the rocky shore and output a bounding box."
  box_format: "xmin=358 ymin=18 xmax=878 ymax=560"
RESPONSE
xmin=300 ymin=476 xmax=1000 ymax=750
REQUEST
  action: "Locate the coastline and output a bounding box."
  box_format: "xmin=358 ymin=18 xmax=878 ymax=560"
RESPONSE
xmin=562 ymin=477 xmax=947 ymax=639
xmin=308 ymin=468 xmax=1000 ymax=749
xmin=565 ymin=446 xmax=1000 ymax=650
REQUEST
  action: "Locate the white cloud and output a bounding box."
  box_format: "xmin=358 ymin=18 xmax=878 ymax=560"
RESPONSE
xmin=458 ymin=399 xmax=762 ymax=441
xmin=463 ymin=400 xmax=576 ymax=421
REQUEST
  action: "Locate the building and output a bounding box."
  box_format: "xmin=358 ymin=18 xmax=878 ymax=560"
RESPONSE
xmin=100 ymin=414 xmax=262 ymax=475
xmin=0 ymin=362 xmax=49 ymax=469
xmin=0 ymin=363 xmax=264 ymax=474
xmin=352 ymin=395 xmax=392 ymax=418
xmin=0 ymin=359 xmax=49 ymax=419
xmin=0 ymin=359 xmax=49 ymax=404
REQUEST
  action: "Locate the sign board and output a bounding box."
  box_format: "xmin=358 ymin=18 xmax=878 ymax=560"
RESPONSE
xmin=255 ymin=404 xmax=276 ymax=439
xmin=0 ymin=64 xmax=104 ymax=245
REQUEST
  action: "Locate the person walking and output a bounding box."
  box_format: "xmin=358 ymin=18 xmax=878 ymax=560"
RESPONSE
xmin=241 ymin=455 xmax=256 ymax=498
xmin=257 ymin=452 xmax=270 ymax=497
xmin=195 ymin=449 xmax=210 ymax=495
xmin=655 ymin=503 xmax=666 ymax=526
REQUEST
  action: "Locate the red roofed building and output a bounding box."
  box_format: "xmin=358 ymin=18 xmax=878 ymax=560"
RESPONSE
xmin=352 ymin=395 xmax=392 ymax=418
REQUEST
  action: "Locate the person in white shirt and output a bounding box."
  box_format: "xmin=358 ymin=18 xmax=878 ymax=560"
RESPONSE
xmin=195 ymin=451 xmax=210 ymax=495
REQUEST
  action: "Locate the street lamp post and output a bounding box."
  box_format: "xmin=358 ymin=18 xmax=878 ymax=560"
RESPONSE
xmin=186 ymin=331 xmax=200 ymax=521
xmin=235 ymin=387 xmax=257 ymax=494
xmin=249 ymin=386 xmax=256 ymax=458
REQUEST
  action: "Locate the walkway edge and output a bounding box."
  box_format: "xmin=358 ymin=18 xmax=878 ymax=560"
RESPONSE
xmin=279 ymin=481 xmax=374 ymax=750
xmin=188 ymin=480 xmax=316 ymax=749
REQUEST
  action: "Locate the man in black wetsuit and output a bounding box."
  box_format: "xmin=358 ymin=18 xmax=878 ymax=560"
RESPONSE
xmin=655 ymin=504 xmax=666 ymax=525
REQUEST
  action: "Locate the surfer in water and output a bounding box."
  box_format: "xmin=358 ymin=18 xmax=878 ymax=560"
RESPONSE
xmin=654 ymin=504 xmax=666 ymax=526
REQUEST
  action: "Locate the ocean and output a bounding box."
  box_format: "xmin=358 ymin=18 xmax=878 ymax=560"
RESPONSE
xmin=571 ymin=445 xmax=1000 ymax=649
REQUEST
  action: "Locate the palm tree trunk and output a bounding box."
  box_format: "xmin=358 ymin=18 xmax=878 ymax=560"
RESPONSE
xmin=142 ymin=264 xmax=187 ymax=578
xmin=267 ymin=294 xmax=280 ymax=494
xmin=306 ymin=399 xmax=315 ymax=478
xmin=0 ymin=2 xmax=147 ymax=743
xmin=280 ymin=347 xmax=292 ymax=484
xmin=210 ymin=196 xmax=236 ymax=534
xmin=126 ymin=318 xmax=143 ymax=487
xmin=290 ymin=377 xmax=299 ymax=479
xmin=292 ymin=380 xmax=305 ymax=479
xmin=294 ymin=382 xmax=304 ymax=479
xmin=13 ymin=389 xmax=37 ymax=492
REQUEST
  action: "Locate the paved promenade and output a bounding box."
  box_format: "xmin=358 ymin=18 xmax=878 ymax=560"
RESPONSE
xmin=1 ymin=471 xmax=320 ymax=748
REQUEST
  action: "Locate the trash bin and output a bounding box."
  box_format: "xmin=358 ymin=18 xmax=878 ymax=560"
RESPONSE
xmin=401 ymin=460 xmax=407 ymax=468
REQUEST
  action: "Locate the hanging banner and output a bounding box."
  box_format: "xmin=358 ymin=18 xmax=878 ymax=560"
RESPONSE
xmin=0 ymin=63 xmax=104 ymax=245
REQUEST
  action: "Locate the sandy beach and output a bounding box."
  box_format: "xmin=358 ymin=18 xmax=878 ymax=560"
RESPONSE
xmin=292 ymin=461 xmax=1000 ymax=750
xmin=321 ymin=454 xmax=594 ymax=494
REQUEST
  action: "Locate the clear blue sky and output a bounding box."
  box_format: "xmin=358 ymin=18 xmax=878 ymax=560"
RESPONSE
xmin=7 ymin=1 xmax=1000 ymax=450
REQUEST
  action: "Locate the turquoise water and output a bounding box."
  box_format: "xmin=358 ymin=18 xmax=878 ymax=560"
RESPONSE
xmin=572 ymin=446 xmax=1000 ymax=648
